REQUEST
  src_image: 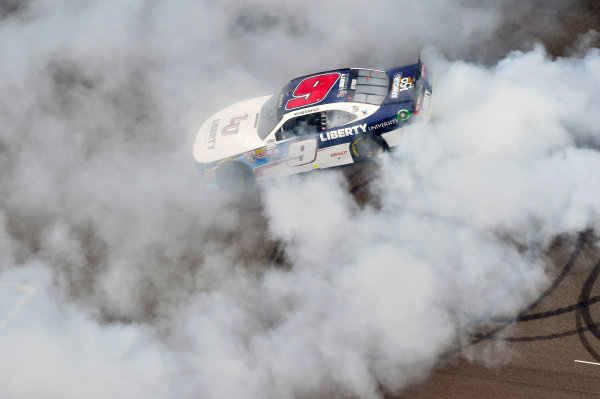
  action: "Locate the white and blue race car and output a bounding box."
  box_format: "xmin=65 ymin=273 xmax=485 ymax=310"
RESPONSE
xmin=193 ymin=59 xmax=432 ymax=188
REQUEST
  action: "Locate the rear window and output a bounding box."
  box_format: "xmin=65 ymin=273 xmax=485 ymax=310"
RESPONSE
xmin=351 ymin=69 xmax=389 ymax=105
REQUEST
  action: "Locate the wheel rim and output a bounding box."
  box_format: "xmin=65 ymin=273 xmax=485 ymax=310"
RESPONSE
xmin=356 ymin=137 xmax=383 ymax=159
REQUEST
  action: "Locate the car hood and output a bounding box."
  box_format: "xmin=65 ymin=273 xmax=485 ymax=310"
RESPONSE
xmin=193 ymin=95 xmax=272 ymax=164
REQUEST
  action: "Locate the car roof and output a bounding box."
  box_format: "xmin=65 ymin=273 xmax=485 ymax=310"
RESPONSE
xmin=276 ymin=67 xmax=389 ymax=119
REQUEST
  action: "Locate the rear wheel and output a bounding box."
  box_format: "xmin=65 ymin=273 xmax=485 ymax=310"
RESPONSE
xmin=215 ymin=161 xmax=255 ymax=189
xmin=350 ymin=135 xmax=388 ymax=163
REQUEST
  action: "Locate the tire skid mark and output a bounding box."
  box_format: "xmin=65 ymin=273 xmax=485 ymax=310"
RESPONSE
xmin=267 ymin=240 xmax=287 ymax=268
xmin=314 ymin=168 xmax=596 ymax=358
xmin=345 ymin=164 xmax=369 ymax=181
xmin=349 ymin=180 xmax=372 ymax=194
xmin=494 ymin=294 xmax=600 ymax=323
xmin=518 ymin=232 xmax=588 ymax=316
xmin=576 ymin=260 xmax=600 ymax=361
xmin=270 ymin=171 xmax=598 ymax=360
xmin=441 ymin=231 xmax=590 ymax=357
xmin=474 ymin=262 xmax=600 ymax=349
xmin=455 ymin=234 xmax=600 ymax=365
xmin=489 ymin=322 xmax=600 ymax=342
xmin=346 ymin=171 xmax=595 ymax=360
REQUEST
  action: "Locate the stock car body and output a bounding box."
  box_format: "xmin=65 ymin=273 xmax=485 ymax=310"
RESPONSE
xmin=193 ymin=59 xmax=433 ymax=187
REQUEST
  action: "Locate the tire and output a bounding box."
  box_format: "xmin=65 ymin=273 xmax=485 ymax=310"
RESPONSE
xmin=215 ymin=161 xmax=255 ymax=189
xmin=350 ymin=135 xmax=388 ymax=163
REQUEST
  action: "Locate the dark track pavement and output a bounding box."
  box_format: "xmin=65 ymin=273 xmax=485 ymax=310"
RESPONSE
xmin=398 ymin=233 xmax=600 ymax=398
xmin=267 ymin=163 xmax=600 ymax=398
xmin=345 ymin=6 xmax=600 ymax=392
xmin=271 ymin=5 xmax=600 ymax=395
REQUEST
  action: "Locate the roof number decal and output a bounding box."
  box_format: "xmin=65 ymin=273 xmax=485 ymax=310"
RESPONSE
xmin=285 ymin=73 xmax=340 ymax=110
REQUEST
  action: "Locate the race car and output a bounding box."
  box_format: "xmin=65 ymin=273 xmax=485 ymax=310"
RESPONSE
xmin=193 ymin=59 xmax=433 ymax=188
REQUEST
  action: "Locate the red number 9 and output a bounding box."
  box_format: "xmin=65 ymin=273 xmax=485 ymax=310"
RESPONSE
xmin=285 ymin=73 xmax=339 ymax=110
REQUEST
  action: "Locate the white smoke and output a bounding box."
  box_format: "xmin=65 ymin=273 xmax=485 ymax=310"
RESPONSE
xmin=0 ymin=0 xmax=599 ymax=398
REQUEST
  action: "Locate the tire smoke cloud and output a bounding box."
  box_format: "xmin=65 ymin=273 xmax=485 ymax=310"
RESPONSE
xmin=0 ymin=0 xmax=598 ymax=398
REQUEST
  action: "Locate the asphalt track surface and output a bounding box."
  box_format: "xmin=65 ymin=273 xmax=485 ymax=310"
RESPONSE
xmin=352 ymin=7 xmax=600 ymax=396
xmin=261 ymin=162 xmax=600 ymax=398
xmin=398 ymin=232 xmax=600 ymax=399
xmin=394 ymin=5 xmax=600 ymax=396
xmin=2 ymin=2 xmax=598 ymax=398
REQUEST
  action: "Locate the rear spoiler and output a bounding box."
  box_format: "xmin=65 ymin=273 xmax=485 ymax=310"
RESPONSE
xmin=416 ymin=57 xmax=428 ymax=83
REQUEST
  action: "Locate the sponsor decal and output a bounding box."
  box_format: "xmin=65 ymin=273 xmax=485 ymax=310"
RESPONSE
xmin=265 ymin=140 xmax=276 ymax=150
xmin=337 ymin=90 xmax=347 ymax=98
xmin=293 ymin=107 xmax=319 ymax=116
xmin=277 ymin=93 xmax=284 ymax=108
xmin=338 ymin=73 xmax=349 ymax=91
xmin=368 ymin=119 xmax=398 ymax=131
xmin=362 ymin=110 xmax=368 ymax=115
xmin=319 ymin=123 xmax=367 ymax=142
xmin=207 ymin=119 xmax=220 ymax=149
xmin=350 ymin=79 xmax=357 ymax=90
xmin=391 ymin=72 xmax=413 ymax=99
xmin=397 ymin=109 xmax=410 ymax=121
xmin=217 ymin=157 xmax=238 ymax=165
xmin=391 ymin=73 xmax=402 ymax=99
xmin=352 ymin=105 xmax=359 ymax=112
xmin=331 ymin=150 xmax=348 ymax=158
xmin=400 ymin=76 xmax=413 ymax=92
xmin=255 ymin=147 xmax=268 ymax=159
xmin=221 ymin=115 xmax=248 ymax=136
xmin=244 ymin=151 xmax=256 ymax=164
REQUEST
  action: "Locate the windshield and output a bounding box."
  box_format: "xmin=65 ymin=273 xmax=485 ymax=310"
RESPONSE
xmin=257 ymin=94 xmax=280 ymax=140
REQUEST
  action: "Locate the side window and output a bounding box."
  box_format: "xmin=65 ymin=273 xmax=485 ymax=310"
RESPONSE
xmin=275 ymin=112 xmax=324 ymax=141
xmin=325 ymin=110 xmax=358 ymax=129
